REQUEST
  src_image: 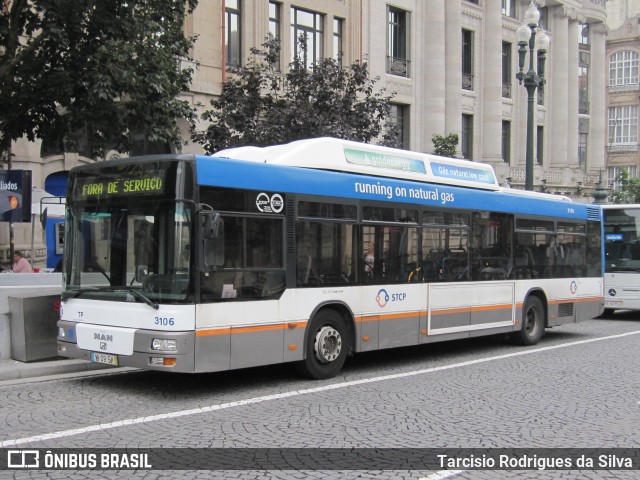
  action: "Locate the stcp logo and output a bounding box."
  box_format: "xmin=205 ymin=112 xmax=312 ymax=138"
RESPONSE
xmin=375 ymin=288 xmax=407 ymax=308
xmin=376 ymin=289 xmax=389 ymax=307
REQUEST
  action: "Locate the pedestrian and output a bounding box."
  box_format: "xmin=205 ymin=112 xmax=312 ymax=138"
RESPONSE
xmin=12 ymin=251 xmax=33 ymax=273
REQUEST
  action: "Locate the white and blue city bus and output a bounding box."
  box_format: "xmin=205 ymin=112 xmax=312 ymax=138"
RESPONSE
xmin=57 ymin=138 xmax=603 ymax=379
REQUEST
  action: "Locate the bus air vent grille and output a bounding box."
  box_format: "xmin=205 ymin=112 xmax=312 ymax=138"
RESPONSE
xmin=586 ymin=207 xmax=601 ymax=221
xmin=558 ymin=302 xmax=574 ymax=317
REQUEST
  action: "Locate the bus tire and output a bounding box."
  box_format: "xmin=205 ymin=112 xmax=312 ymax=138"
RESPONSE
xmin=297 ymin=309 xmax=349 ymax=380
xmin=513 ymin=296 xmax=545 ymax=346
xmin=602 ymin=308 xmax=615 ymax=318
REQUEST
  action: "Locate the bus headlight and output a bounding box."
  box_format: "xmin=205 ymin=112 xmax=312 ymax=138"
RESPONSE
xmin=58 ymin=327 xmax=66 ymax=338
xmin=151 ymin=339 xmax=177 ymax=351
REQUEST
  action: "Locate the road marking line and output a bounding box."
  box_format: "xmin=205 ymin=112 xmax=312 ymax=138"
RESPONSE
xmin=3 ymin=330 xmax=640 ymax=447
xmin=419 ymin=470 xmax=465 ymax=480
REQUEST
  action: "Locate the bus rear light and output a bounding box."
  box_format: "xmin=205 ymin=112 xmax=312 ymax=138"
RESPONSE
xmin=151 ymin=339 xmax=177 ymax=351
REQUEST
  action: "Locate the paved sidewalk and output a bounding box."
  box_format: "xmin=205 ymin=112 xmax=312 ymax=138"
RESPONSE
xmin=0 ymin=358 xmax=118 ymax=382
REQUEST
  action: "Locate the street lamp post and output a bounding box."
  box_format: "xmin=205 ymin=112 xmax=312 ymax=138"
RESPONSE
xmin=516 ymin=2 xmax=549 ymax=191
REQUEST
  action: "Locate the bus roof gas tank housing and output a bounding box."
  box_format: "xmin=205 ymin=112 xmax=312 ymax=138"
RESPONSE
xmin=213 ymin=137 xmax=501 ymax=192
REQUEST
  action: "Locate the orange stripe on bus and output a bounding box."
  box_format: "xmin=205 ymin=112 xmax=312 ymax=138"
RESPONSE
xmin=196 ymin=321 xmax=307 ymax=337
xmin=194 ymin=297 xmax=602 ymax=337
xmin=356 ymin=311 xmax=420 ymax=323
xmin=548 ymin=296 xmax=602 ymax=305
xmin=431 ymin=303 xmax=513 ymax=316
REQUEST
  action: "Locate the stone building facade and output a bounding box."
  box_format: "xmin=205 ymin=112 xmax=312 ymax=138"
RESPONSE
xmin=3 ymin=0 xmax=610 ymax=265
xmin=606 ymin=0 xmax=640 ymax=188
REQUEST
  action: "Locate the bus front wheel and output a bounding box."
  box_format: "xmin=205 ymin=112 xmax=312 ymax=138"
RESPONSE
xmin=513 ymin=296 xmax=545 ymax=346
xmin=297 ymin=309 xmax=349 ymax=380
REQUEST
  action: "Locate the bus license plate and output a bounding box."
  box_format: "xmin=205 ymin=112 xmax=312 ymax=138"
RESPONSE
xmin=91 ymin=352 xmax=118 ymax=366
xmin=604 ymin=300 xmax=623 ymax=307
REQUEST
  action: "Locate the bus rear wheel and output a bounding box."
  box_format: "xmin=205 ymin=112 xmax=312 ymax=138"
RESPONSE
xmin=297 ymin=309 xmax=349 ymax=380
xmin=513 ymin=296 xmax=545 ymax=346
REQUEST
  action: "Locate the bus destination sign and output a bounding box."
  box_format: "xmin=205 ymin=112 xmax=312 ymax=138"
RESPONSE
xmin=75 ymin=165 xmax=166 ymax=200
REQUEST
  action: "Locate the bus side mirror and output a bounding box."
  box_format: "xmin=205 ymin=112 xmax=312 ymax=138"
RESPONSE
xmin=201 ymin=212 xmax=224 ymax=269
xmin=135 ymin=264 xmax=149 ymax=283
xmin=202 ymin=212 xmax=221 ymax=240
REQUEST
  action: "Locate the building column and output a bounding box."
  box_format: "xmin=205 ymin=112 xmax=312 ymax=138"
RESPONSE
xmin=550 ymin=8 xmax=569 ymax=167
xmin=589 ymin=23 xmax=607 ymax=173
xmin=481 ymin=0 xmax=503 ymax=164
xmin=422 ymin=0 xmax=446 ymax=152
xmin=566 ymin=18 xmax=580 ymax=167
xmin=444 ymin=0 xmax=461 ymax=144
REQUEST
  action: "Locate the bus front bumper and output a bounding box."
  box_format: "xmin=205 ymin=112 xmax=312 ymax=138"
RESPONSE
xmin=56 ymin=320 xmax=196 ymax=373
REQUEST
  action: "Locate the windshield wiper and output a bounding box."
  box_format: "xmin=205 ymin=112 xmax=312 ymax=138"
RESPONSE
xmin=62 ymin=286 xmax=159 ymax=310
xmin=61 ymin=287 xmax=100 ymax=301
xmin=116 ymin=286 xmax=160 ymax=310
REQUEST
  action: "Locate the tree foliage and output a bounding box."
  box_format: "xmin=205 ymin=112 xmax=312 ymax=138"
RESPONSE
xmin=0 ymin=0 xmax=197 ymax=159
xmin=431 ymin=133 xmax=459 ymax=158
xmin=609 ymin=168 xmax=640 ymax=204
xmin=193 ymin=38 xmax=398 ymax=154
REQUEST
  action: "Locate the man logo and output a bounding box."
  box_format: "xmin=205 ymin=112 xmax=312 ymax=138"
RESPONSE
xmin=100 ymin=342 xmax=107 ymax=350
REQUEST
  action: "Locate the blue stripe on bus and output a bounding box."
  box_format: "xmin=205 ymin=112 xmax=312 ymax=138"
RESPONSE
xmin=196 ymin=156 xmax=597 ymax=221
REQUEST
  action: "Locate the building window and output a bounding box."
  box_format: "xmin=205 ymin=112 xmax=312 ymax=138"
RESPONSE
xmin=502 ymin=121 xmax=511 ymax=163
xmin=608 ymin=166 xmax=638 ymax=190
xmin=609 ymin=106 xmax=638 ymax=145
xmin=387 ymin=6 xmax=410 ymax=77
xmin=502 ymin=42 xmax=512 ymax=98
xmin=269 ymin=2 xmax=280 ymax=40
xmin=609 ymin=51 xmax=639 ymax=87
xmin=579 ymin=23 xmax=590 ymax=48
xmin=269 ymin=2 xmax=280 ymax=39
xmin=502 ymin=0 xmax=516 ymax=18
xmin=536 ymin=126 xmax=544 ymax=165
xmin=536 ymin=54 xmax=545 ymax=106
xmin=389 ymin=104 xmax=410 ymax=150
xmin=268 ymin=2 xmax=281 ymax=70
xmin=462 ymin=114 xmax=473 ymax=160
xmin=462 ymin=29 xmax=474 ymax=91
xmin=225 ymin=0 xmax=241 ymax=67
xmin=579 ymin=133 xmax=588 ymax=171
xmin=333 ymin=17 xmax=343 ymax=65
xmin=538 ymin=7 xmax=549 ymax=31
xmin=291 ymin=7 xmax=324 ymax=68
xmin=579 ymin=64 xmax=589 ymax=114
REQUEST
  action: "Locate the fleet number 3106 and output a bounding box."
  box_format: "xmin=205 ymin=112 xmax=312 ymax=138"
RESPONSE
xmin=154 ymin=317 xmax=175 ymax=326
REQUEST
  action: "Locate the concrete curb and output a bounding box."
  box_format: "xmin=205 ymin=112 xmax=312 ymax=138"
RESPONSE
xmin=0 ymin=358 xmax=117 ymax=382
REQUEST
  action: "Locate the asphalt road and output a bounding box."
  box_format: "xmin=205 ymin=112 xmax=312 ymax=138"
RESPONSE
xmin=1 ymin=313 xmax=639 ymax=480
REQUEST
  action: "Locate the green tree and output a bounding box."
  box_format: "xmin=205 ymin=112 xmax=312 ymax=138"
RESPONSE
xmin=610 ymin=168 xmax=640 ymax=204
xmin=431 ymin=133 xmax=459 ymax=158
xmin=193 ymin=38 xmax=398 ymax=154
xmin=0 ymin=0 xmax=197 ymax=160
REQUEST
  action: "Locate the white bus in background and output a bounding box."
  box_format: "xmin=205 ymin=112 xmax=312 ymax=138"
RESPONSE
xmin=602 ymin=204 xmax=640 ymax=315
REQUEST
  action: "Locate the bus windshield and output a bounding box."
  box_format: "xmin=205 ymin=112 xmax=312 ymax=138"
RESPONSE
xmin=604 ymin=207 xmax=640 ymax=272
xmin=63 ymin=200 xmax=192 ymax=304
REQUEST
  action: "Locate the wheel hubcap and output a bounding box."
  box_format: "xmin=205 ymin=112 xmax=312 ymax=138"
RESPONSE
xmin=526 ymin=308 xmax=538 ymax=334
xmin=314 ymin=326 xmax=342 ymax=364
